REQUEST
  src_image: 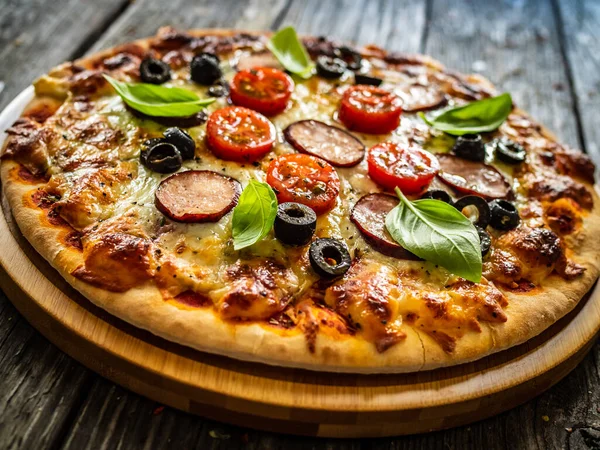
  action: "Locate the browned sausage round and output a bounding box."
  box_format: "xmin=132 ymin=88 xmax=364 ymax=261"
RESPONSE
xmin=350 ymin=193 xmax=419 ymax=260
xmin=284 ymin=120 xmax=365 ymax=167
xmin=155 ymin=170 xmax=241 ymax=223
xmin=395 ymin=83 xmax=447 ymax=112
xmin=437 ymin=154 xmax=513 ymax=200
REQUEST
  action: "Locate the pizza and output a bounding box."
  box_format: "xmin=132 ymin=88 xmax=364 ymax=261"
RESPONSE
xmin=2 ymin=27 xmax=599 ymax=373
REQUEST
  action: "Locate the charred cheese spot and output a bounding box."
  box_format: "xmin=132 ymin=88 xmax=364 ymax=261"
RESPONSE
xmin=63 ymin=230 xmax=83 ymax=250
xmin=28 ymin=188 xmax=58 ymax=210
xmin=23 ymin=97 xmax=62 ymax=124
xmin=15 ymin=166 xmax=48 ymax=184
xmin=72 ymin=232 xmax=154 ymax=292
xmin=170 ymin=290 xmax=211 ymax=310
xmin=323 ymin=261 xmax=406 ymax=353
xmin=544 ymin=198 xmax=583 ymax=235
xmin=294 ymin=299 xmax=353 ymax=353
xmin=52 ymin=164 xmax=136 ymax=230
xmin=485 ymin=226 xmax=575 ymax=285
xmin=68 ymin=115 xmax=123 ymax=151
xmin=523 ymin=172 xmax=593 ymax=210
xmin=551 ymin=145 xmax=595 ymax=183
xmin=68 ymin=69 xmax=112 ymax=98
xmin=214 ymin=260 xmax=299 ymax=321
xmin=397 ymin=277 xmax=506 ymax=353
xmin=2 ymin=118 xmax=51 ymax=175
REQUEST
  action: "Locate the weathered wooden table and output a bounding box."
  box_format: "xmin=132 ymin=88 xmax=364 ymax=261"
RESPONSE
xmin=1 ymin=0 xmax=600 ymax=448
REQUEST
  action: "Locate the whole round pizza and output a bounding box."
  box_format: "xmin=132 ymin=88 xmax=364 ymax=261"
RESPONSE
xmin=2 ymin=27 xmax=599 ymax=373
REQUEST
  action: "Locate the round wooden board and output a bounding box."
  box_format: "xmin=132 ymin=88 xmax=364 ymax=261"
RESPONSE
xmin=1 ymin=88 xmax=600 ymax=438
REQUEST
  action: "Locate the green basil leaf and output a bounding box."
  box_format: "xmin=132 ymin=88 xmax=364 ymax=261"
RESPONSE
xmin=267 ymin=26 xmax=315 ymax=79
xmin=104 ymin=75 xmax=215 ymax=117
xmin=419 ymin=93 xmax=512 ymax=136
xmin=385 ymin=187 xmax=482 ymax=282
xmin=232 ymin=180 xmax=278 ymax=250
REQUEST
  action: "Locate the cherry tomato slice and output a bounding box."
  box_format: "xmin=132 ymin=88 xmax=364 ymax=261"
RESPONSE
xmin=367 ymin=142 xmax=439 ymax=194
xmin=266 ymin=154 xmax=340 ymax=215
xmin=230 ymin=67 xmax=294 ymax=116
xmin=339 ymin=85 xmax=403 ymax=134
xmin=206 ymin=106 xmax=276 ymax=162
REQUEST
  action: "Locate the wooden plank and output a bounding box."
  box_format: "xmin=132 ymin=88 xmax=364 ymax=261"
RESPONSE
xmin=0 ymin=0 xmax=128 ymax=110
xmin=0 ymin=1 xmax=127 ymax=449
xmin=89 ymin=0 xmax=288 ymax=51
xmin=0 ymin=321 xmax=91 ymax=449
xmin=279 ymin=0 xmax=426 ymax=52
xmin=424 ymin=0 xmax=581 ymax=149
xmin=555 ymin=0 xmax=600 ymax=164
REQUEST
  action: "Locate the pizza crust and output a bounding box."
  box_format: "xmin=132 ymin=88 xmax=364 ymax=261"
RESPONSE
xmin=2 ymin=29 xmax=600 ymax=373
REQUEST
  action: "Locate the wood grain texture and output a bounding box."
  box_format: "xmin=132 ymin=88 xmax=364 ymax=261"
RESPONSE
xmin=0 ymin=1 xmax=127 ymax=449
xmin=89 ymin=0 xmax=288 ymax=51
xmin=1 ymin=0 xmax=600 ymax=448
xmin=279 ymin=0 xmax=426 ymax=52
xmin=556 ymin=0 xmax=600 ymax=162
xmin=0 ymin=0 xmax=128 ymax=110
xmin=425 ymin=0 xmax=581 ymax=150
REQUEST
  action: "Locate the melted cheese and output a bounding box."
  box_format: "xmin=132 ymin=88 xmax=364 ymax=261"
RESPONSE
xmin=18 ymin=41 xmax=588 ymax=350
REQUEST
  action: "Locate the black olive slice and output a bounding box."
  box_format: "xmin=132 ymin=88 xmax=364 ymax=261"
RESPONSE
xmin=143 ymin=142 xmax=182 ymax=174
xmin=354 ymin=73 xmax=383 ymax=86
xmin=309 ymin=238 xmax=351 ymax=278
xmin=452 ymin=134 xmax=485 ymax=162
xmin=335 ymin=46 xmax=362 ymax=71
xmin=316 ymin=56 xmax=347 ymax=79
xmin=140 ymin=138 xmax=163 ymax=165
xmin=163 ymin=127 xmax=196 ymax=160
xmin=489 ymin=199 xmax=520 ymax=231
xmin=140 ymin=58 xmax=172 ymax=84
xmin=476 ymin=226 xmax=491 ymax=256
xmin=190 ymin=53 xmax=222 ymax=85
xmin=274 ymin=202 xmax=317 ymax=246
xmin=491 ymin=138 xmax=526 ymax=164
xmin=453 ymin=195 xmax=491 ymax=228
xmin=208 ymin=79 xmax=230 ymax=97
xmin=420 ymin=189 xmax=452 ymax=203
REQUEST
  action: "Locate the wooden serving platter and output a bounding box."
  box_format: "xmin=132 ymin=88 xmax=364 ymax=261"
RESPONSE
xmin=1 ymin=88 xmax=600 ymax=438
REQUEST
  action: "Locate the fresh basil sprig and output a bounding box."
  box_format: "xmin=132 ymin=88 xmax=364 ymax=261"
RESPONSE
xmin=419 ymin=93 xmax=512 ymax=136
xmin=104 ymin=75 xmax=215 ymax=117
xmin=232 ymin=180 xmax=278 ymax=250
xmin=267 ymin=26 xmax=315 ymax=79
xmin=385 ymin=187 xmax=482 ymax=282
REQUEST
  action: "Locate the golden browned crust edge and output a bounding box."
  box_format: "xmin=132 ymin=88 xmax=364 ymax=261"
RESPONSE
xmin=1 ymin=29 xmax=599 ymax=373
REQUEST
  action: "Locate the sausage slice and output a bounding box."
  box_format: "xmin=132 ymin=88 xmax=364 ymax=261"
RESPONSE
xmin=350 ymin=193 xmax=419 ymax=260
xmin=395 ymin=83 xmax=447 ymax=112
xmin=437 ymin=154 xmax=513 ymax=200
xmin=155 ymin=170 xmax=241 ymax=223
xmin=284 ymin=120 xmax=365 ymax=167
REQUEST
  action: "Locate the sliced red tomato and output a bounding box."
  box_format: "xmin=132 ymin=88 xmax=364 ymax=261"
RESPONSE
xmin=206 ymin=106 xmax=276 ymax=162
xmin=367 ymin=142 xmax=439 ymax=194
xmin=266 ymin=154 xmax=340 ymax=215
xmin=339 ymin=85 xmax=403 ymax=134
xmin=230 ymin=67 xmax=294 ymax=116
